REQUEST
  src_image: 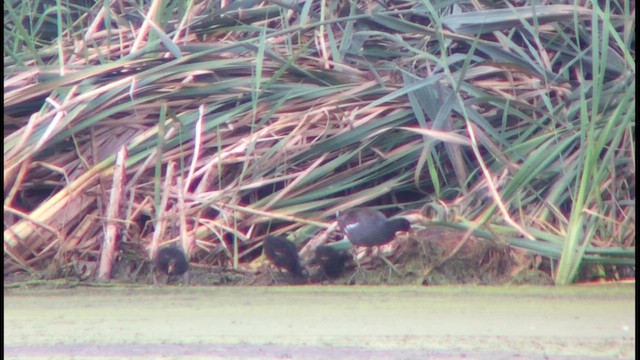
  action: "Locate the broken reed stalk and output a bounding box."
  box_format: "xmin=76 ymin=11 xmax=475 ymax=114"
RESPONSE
xmin=149 ymin=160 xmax=176 ymax=261
xmin=98 ymin=146 xmax=128 ymax=280
xmin=177 ymin=174 xmax=194 ymax=257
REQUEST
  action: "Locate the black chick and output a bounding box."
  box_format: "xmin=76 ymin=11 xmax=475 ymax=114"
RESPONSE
xmin=155 ymin=247 xmax=189 ymax=284
xmin=263 ymin=235 xmax=306 ymax=278
xmin=312 ymin=245 xmax=351 ymax=279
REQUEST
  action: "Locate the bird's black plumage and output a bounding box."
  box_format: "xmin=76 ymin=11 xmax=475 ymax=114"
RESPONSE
xmin=337 ymin=208 xmax=411 ymax=247
xmin=155 ymin=247 xmax=189 ymax=284
xmin=263 ymin=235 xmax=305 ymax=277
xmin=312 ymin=245 xmax=350 ymax=279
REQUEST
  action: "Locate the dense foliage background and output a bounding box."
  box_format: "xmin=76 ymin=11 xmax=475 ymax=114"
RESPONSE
xmin=4 ymin=0 xmax=635 ymax=285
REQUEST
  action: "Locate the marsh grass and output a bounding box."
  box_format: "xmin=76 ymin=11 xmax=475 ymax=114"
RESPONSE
xmin=4 ymin=0 xmax=635 ymax=285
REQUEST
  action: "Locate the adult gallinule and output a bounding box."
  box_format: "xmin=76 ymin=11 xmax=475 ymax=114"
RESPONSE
xmin=154 ymin=247 xmax=189 ymax=285
xmin=338 ymin=208 xmax=411 ymax=247
xmin=263 ymin=235 xmax=306 ymax=280
xmin=312 ymin=245 xmax=351 ymax=279
xmin=337 ymin=208 xmax=412 ymax=281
